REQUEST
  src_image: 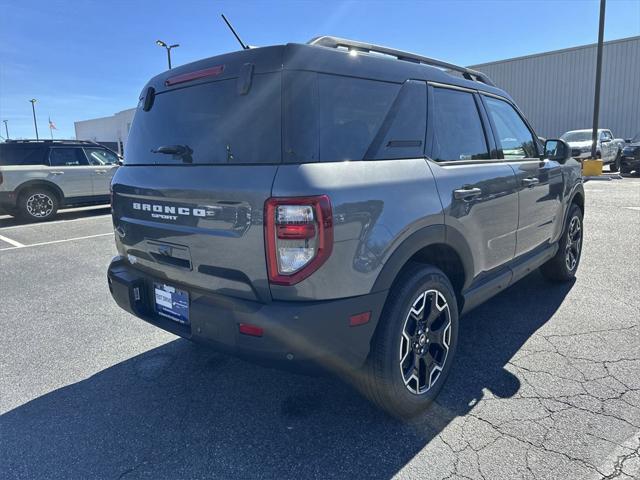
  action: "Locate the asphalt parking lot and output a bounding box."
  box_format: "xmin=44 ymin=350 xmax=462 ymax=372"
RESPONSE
xmin=1 ymin=178 xmax=639 ymax=480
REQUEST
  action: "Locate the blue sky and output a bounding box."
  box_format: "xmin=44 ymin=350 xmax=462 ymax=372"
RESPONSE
xmin=1 ymin=0 xmax=638 ymax=140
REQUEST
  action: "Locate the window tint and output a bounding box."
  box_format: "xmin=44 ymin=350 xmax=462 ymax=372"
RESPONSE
xmin=0 ymin=145 xmax=47 ymax=166
xmin=484 ymin=97 xmax=537 ymax=159
xmin=431 ymin=88 xmax=489 ymax=161
xmin=125 ymin=73 xmax=281 ymax=165
xmin=84 ymin=148 xmax=118 ymax=165
xmin=318 ymin=75 xmax=399 ymax=161
xmin=49 ymin=148 xmax=88 ymax=166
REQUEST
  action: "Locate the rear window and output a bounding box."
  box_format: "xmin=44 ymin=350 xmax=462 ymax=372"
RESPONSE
xmin=126 ymin=70 xmax=424 ymax=165
xmin=125 ymin=73 xmax=282 ymax=165
xmin=0 ymin=144 xmax=47 ymax=166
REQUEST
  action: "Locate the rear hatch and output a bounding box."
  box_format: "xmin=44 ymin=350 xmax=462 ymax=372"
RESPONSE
xmin=111 ymin=47 xmax=285 ymax=302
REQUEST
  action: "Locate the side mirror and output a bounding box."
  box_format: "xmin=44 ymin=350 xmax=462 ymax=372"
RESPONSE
xmin=544 ymin=139 xmax=572 ymax=161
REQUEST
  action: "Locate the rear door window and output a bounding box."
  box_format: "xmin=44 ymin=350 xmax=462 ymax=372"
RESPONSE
xmin=49 ymin=148 xmax=89 ymax=166
xmin=484 ymin=96 xmax=537 ymax=159
xmin=430 ymin=87 xmax=490 ymax=161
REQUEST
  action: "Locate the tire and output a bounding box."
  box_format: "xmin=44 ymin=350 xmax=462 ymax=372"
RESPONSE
xmin=609 ymin=151 xmax=621 ymax=172
xmin=17 ymin=188 xmax=59 ymax=222
xmin=358 ymin=264 xmax=459 ymax=419
xmin=540 ymin=204 xmax=583 ymax=282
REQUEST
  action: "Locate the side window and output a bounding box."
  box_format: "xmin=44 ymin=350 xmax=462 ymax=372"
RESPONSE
xmin=0 ymin=146 xmax=46 ymax=166
xmin=600 ymin=131 xmax=612 ymax=141
xmin=84 ymin=148 xmax=118 ymax=165
xmin=48 ymin=148 xmax=88 ymax=167
xmin=318 ymin=74 xmax=400 ymax=161
xmin=484 ymin=97 xmax=537 ymax=159
xmin=431 ymin=88 xmax=490 ymax=161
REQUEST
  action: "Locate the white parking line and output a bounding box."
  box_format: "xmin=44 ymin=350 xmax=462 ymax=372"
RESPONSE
xmin=0 ymin=232 xmax=112 ymax=251
xmin=0 ymin=234 xmax=25 ymax=248
xmin=0 ymin=214 xmax=111 ymax=231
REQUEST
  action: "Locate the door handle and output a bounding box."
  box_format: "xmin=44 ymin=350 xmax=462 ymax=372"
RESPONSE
xmin=94 ymin=170 xmax=108 ymax=174
xmin=522 ymin=177 xmax=540 ymax=187
xmin=453 ymin=187 xmax=482 ymax=200
xmin=50 ymin=171 xmax=64 ymax=175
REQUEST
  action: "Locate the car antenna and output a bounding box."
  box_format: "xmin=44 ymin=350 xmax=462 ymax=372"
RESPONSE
xmin=221 ymin=14 xmax=249 ymax=50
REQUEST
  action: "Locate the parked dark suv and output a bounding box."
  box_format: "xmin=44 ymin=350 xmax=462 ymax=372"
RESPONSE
xmin=107 ymin=37 xmax=584 ymax=418
xmin=621 ymin=133 xmax=640 ymax=174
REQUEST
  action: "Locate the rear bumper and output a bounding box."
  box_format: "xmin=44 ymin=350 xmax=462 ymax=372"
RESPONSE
xmin=107 ymin=256 xmax=387 ymax=371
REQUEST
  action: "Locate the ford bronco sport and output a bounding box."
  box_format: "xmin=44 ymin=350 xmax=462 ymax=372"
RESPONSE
xmin=107 ymin=37 xmax=584 ymax=418
xmin=0 ymin=139 xmax=119 ymax=221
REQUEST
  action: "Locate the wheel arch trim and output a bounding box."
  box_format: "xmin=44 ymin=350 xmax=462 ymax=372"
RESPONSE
xmin=15 ymin=180 xmax=64 ymax=203
xmin=371 ymin=224 xmax=474 ymax=294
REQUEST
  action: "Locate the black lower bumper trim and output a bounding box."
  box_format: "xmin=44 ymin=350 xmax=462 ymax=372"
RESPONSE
xmin=107 ymin=257 xmax=387 ymax=371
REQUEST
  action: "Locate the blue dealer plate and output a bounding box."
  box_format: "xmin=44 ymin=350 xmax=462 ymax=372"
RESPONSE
xmin=153 ymin=283 xmax=190 ymax=324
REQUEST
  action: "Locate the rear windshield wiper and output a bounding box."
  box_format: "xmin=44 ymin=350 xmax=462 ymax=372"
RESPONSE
xmin=151 ymin=144 xmax=193 ymax=163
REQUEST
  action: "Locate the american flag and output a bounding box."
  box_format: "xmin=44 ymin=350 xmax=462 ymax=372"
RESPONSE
xmin=48 ymin=117 xmax=57 ymax=130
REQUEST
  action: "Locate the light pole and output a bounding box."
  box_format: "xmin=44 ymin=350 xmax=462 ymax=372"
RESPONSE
xmin=29 ymin=99 xmax=39 ymax=140
xmin=590 ymin=0 xmax=606 ymax=160
xmin=156 ymin=40 xmax=179 ymax=69
xmin=2 ymin=120 xmax=8 ymax=140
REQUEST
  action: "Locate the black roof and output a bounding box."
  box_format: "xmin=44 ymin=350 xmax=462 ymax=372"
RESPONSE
xmin=146 ymin=36 xmax=511 ymax=101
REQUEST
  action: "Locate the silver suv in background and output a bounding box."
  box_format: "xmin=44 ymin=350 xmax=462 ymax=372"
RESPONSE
xmin=561 ymin=128 xmax=625 ymax=171
xmin=0 ymin=140 xmax=119 ymax=221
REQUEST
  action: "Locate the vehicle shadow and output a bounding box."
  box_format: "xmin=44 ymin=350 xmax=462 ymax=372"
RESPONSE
xmin=0 ymin=205 xmax=110 ymax=228
xmin=1 ymin=271 xmax=574 ymax=479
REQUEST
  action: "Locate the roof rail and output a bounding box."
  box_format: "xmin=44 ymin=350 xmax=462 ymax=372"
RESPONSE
xmin=5 ymin=139 xmax=101 ymax=145
xmin=307 ymin=36 xmax=495 ymax=87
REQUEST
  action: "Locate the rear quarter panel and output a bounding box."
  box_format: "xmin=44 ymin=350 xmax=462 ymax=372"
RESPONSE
xmin=270 ymin=159 xmax=444 ymax=301
xmin=0 ymin=166 xmax=54 ymax=192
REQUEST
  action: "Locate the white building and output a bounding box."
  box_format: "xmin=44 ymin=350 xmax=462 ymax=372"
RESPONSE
xmin=74 ymin=108 xmax=136 ymax=155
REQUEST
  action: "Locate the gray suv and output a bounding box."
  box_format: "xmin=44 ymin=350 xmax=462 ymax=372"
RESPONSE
xmin=107 ymin=37 xmax=585 ymax=418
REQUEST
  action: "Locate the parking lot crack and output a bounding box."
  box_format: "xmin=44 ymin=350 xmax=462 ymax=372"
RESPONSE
xmin=600 ymin=436 xmax=640 ymax=479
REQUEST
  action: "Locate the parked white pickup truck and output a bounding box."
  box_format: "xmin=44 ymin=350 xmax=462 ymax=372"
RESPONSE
xmin=0 ymin=139 xmax=119 ymax=221
xmin=561 ymin=129 xmax=626 ymax=172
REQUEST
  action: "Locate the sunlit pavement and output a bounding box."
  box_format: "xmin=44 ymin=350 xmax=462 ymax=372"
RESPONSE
xmin=1 ymin=179 xmax=638 ymax=479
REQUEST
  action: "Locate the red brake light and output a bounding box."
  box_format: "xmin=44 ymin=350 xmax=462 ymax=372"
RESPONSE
xmin=165 ymin=65 xmax=224 ymax=86
xmin=265 ymin=195 xmax=333 ymax=286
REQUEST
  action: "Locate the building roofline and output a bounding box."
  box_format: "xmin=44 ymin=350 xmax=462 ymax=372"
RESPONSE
xmin=469 ymin=35 xmax=640 ymax=68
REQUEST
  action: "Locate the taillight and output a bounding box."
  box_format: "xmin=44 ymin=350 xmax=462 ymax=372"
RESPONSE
xmin=265 ymin=195 xmax=333 ymax=286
